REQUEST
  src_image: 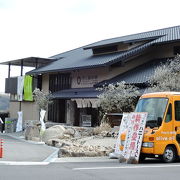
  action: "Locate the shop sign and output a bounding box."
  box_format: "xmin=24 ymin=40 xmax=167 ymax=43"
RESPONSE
xmin=76 ymin=75 xmax=98 ymax=86
xmin=114 ymin=113 xmax=130 ymax=155
xmin=122 ymin=112 xmax=147 ymax=163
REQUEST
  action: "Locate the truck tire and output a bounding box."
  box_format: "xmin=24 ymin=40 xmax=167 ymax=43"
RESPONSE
xmin=139 ymin=154 xmax=146 ymax=163
xmin=161 ymin=146 xmax=177 ymax=163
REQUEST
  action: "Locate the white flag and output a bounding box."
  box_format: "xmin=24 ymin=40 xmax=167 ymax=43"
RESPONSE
xmin=16 ymin=111 xmax=23 ymax=132
xmin=17 ymin=76 xmax=24 ymax=101
xmin=40 ymin=109 xmax=46 ymax=131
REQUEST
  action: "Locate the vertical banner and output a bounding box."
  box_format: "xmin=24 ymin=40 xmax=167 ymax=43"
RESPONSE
xmin=122 ymin=112 xmax=147 ymax=163
xmin=0 ymin=117 xmax=3 ymax=124
xmin=17 ymin=76 xmax=24 ymax=101
xmin=114 ymin=113 xmax=130 ymax=155
xmin=23 ymin=75 xmax=33 ymax=101
xmin=16 ymin=111 xmax=23 ymax=132
xmin=40 ymin=109 xmax=46 ymax=132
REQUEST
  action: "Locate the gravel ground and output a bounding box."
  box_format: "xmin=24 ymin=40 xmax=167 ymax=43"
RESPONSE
xmin=82 ymin=137 xmax=116 ymax=147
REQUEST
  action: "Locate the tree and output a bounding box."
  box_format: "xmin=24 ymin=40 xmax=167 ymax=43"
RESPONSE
xmin=148 ymin=55 xmax=180 ymax=92
xmin=33 ymin=88 xmax=52 ymax=111
xmin=33 ymin=88 xmax=52 ymax=137
xmin=98 ymin=81 xmax=139 ymax=114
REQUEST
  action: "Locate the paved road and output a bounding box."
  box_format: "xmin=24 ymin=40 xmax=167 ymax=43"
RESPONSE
xmin=0 ymin=134 xmax=180 ymax=180
xmin=0 ymin=157 xmax=180 ymax=180
xmin=0 ymin=134 xmax=58 ymax=162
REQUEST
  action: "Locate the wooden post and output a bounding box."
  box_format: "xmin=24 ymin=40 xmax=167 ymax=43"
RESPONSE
xmin=19 ymin=60 xmax=24 ymax=111
xmin=8 ymin=63 xmax=11 ymax=78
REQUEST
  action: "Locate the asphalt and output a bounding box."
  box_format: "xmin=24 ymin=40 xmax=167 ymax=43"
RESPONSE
xmin=0 ymin=132 xmax=58 ymax=162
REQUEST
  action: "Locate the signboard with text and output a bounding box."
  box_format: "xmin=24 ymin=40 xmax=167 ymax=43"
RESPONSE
xmin=114 ymin=113 xmax=130 ymax=155
xmin=122 ymin=112 xmax=147 ymax=163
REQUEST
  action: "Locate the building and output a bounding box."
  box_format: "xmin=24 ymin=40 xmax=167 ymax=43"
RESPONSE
xmin=1 ymin=25 xmax=180 ymax=127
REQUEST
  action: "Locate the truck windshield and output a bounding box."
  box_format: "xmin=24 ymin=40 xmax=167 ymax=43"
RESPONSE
xmin=135 ymin=98 xmax=168 ymax=128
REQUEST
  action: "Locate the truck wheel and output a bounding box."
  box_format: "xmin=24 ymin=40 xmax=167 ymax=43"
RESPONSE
xmin=161 ymin=146 xmax=177 ymax=163
xmin=139 ymin=154 xmax=146 ymax=163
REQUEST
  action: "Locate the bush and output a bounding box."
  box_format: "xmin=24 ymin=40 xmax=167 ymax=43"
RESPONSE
xmin=93 ymin=122 xmax=112 ymax=135
xmin=148 ymin=55 xmax=180 ymax=92
xmin=33 ymin=88 xmax=52 ymax=111
xmin=98 ymin=81 xmax=139 ymax=114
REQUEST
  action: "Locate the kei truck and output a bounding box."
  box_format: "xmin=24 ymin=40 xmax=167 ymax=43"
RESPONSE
xmin=121 ymin=92 xmax=180 ymax=163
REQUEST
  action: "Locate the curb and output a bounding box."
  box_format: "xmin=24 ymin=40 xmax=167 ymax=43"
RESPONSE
xmin=0 ymin=161 xmax=50 ymax=165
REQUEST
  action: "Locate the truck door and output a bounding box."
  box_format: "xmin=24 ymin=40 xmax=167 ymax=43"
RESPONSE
xmin=173 ymin=100 xmax=180 ymax=153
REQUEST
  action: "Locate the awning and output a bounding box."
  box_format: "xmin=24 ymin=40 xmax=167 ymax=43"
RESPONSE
xmin=52 ymin=87 xmax=102 ymax=99
xmin=0 ymin=57 xmax=56 ymax=67
xmin=72 ymin=98 xmax=100 ymax=108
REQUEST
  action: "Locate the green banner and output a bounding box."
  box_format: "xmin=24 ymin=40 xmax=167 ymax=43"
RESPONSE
xmin=23 ymin=75 xmax=33 ymax=101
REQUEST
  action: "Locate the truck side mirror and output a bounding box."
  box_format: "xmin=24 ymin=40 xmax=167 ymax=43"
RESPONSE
xmin=157 ymin=117 xmax=162 ymax=126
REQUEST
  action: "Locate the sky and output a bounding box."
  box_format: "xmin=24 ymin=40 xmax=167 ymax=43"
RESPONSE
xmin=0 ymin=0 xmax=180 ymax=92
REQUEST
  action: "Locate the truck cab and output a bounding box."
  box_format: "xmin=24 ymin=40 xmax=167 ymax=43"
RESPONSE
xmin=121 ymin=92 xmax=180 ymax=163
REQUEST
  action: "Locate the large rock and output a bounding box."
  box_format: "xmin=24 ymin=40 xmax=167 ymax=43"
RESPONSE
xmin=58 ymin=143 xmax=114 ymax=157
xmin=42 ymin=125 xmax=65 ymax=143
xmin=25 ymin=125 xmax=40 ymax=140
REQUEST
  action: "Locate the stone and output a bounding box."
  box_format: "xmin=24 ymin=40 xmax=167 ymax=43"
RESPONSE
xmin=109 ymin=152 xmax=120 ymax=159
xmin=64 ymin=128 xmax=75 ymax=136
xmin=51 ymin=139 xmax=61 ymax=147
xmin=24 ymin=120 xmax=40 ymax=128
xmin=84 ymin=151 xmax=98 ymax=157
xmin=59 ymin=148 xmax=71 ymax=157
xmin=42 ymin=125 xmax=65 ymax=143
xmin=57 ymin=142 xmax=115 ymax=157
xmin=74 ymin=130 xmax=81 ymax=138
xmin=126 ymin=156 xmax=138 ymax=164
xmin=31 ymin=137 xmax=41 ymax=142
xmin=25 ymin=125 xmax=40 ymax=140
xmin=98 ymin=146 xmax=106 ymax=152
xmin=81 ymin=128 xmax=93 ymax=137
xmin=63 ymin=134 xmax=71 ymax=139
xmin=100 ymin=131 xmax=108 ymax=137
xmin=46 ymin=139 xmax=59 ymax=146
xmin=55 ymin=143 xmax=64 ymax=148
xmin=88 ymin=145 xmax=94 ymax=151
xmin=119 ymin=154 xmax=126 ymax=163
xmin=71 ymin=152 xmax=86 ymax=157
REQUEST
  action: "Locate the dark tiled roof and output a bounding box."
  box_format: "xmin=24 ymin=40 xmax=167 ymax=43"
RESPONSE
xmin=84 ymin=26 xmax=180 ymax=49
xmin=95 ymin=58 xmax=170 ymax=87
xmin=27 ymin=26 xmax=180 ymax=75
xmin=52 ymin=87 xmax=101 ymax=99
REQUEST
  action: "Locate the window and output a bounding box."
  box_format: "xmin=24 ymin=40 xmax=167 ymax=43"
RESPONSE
xmin=175 ymin=101 xmax=180 ymax=121
xmin=32 ymin=75 xmax=42 ymax=91
xmin=135 ymin=97 xmax=168 ymax=128
xmin=165 ymin=103 xmax=172 ymax=123
xmin=5 ymin=77 xmax=17 ymax=94
xmin=49 ymin=73 xmax=71 ymax=92
xmin=37 ymin=75 xmax=42 ymax=90
xmin=174 ymin=46 xmax=180 ymax=55
xmin=135 ymin=98 xmax=168 ymax=121
xmin=93 ymin=45 xmax=118 ymax=55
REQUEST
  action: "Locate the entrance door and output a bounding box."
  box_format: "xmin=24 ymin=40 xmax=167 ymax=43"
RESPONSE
xmin=74 ymin=101 xmax=80 ymax=126
xmin=48 ymin=99 xmax=65 ymax=123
